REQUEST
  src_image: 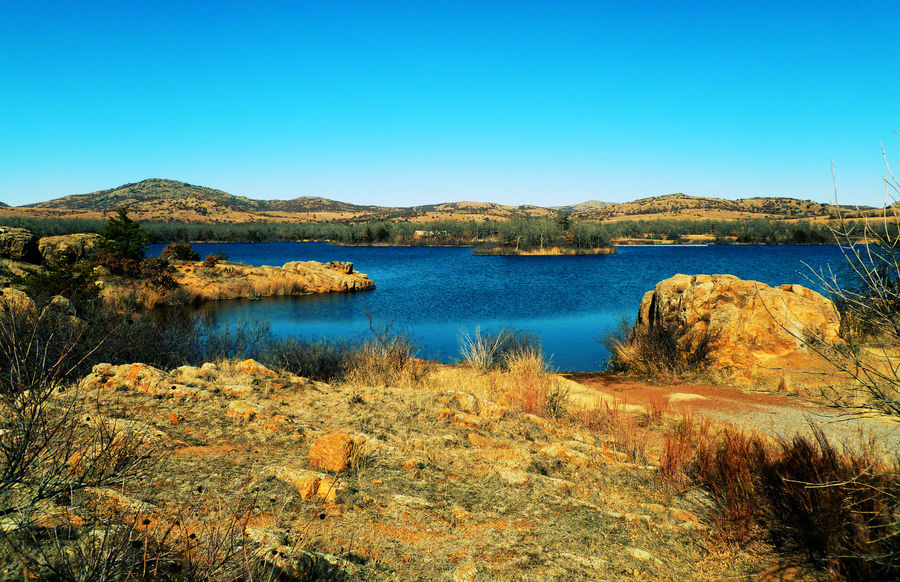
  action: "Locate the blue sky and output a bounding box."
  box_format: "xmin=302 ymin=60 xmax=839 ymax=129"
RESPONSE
xmin=1 ymin=1 xmax=898 ymax=207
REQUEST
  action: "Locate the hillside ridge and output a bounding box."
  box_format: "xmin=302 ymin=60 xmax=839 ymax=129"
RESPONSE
xmin=5 ymin=178 xmax=874 ymax=224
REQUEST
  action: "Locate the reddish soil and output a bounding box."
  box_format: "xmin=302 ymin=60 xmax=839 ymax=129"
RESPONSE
xmin=566 ymin=372 xmax=900 ymax=450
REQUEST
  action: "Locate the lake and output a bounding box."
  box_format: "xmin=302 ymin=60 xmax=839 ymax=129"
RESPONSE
xmin=148 ymin=242 xmax=849 ymax=372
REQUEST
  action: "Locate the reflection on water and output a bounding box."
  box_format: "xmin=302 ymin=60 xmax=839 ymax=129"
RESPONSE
xmin=149 ymin=242 xmax=847 ymax=371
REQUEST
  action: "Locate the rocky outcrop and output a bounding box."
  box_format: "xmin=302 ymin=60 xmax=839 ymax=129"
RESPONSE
xmin=38 ymin=233 xmax=101 ymax=264
xmin=98 ymin=258 xmax=375 ymax=307
xmin=0 ymin=226 xmax=40 ymax=263
xmin=632 ymin=273 xmax=843 ymax=392
xmin=165 ymin=259 xmax=374 ymax=303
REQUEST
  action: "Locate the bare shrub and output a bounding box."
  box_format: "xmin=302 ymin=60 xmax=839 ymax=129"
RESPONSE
xmin=803 ymin=147 xmax=900 ymax=418
xmin=459 ymin=328 xmax=541 ymax=371
xmin=0 ymin=298 xmax=164 ymax=580
xmin=576 ymin=403 xmax=648 ymax=463
xmin=605 ymin=318 xmax=716 ymax=381
xmin=687 ymin=424 xmax=899 ymax=579
xmin=690 ymin=427 xmax=770 ymax=540
xmin=646 ymin=394 xmax=670 ymax=426
xmin=261 ymin=337 xmax=357 ymax=383
xmin=346 ymin=319 xmax=427 ymax=387
xmin=658 ymin=412 xmax=709 ymax=487
xmin=161 ymin=242 xmax=201 ymax=262
xmin=758 ymin=429 xmax=899 ymax=580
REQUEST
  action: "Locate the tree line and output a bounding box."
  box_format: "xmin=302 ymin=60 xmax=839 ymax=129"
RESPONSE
xmin=0 ymin=214 xmax=871 ymax=246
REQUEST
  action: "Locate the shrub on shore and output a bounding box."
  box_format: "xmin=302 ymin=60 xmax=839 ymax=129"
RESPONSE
xmin=459 ymin=327 xmax=541 ymax=371
xmin=657 ymin=418 xmax=899 ymax=580
xmin=604 ymin=319 xmax=716 ymax=381
xmin=161 ymin=241 xmax=201 ymax=261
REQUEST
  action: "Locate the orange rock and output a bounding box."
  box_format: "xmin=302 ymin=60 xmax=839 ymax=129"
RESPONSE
xmin=401 ymin=458 xmax=424 ymax=471
xmin=437 ymin=408 xmax=484 ymax=430
xmin=167 ymin=412 xmax=180 ymax=425
xmin=599 ymin=446 xmax=631 ymax=463
xmin=235 ymin=358 xmax=278 ymax=377
xmin=263 ymin=414 xmax=291 ymax=432
xmin=452 ymin=561 xmax=478 ymax=582
xmin=275 ymin=467 xmax=328 ymax=499
xmin=309 ymin=433 xmax=354 ymax=473
xmin=632 ymin=274 xmax=845 ymax=391
xmin=467 ymin=433 xmax=510 ymax=448
xmin=539 ymin=443 xmax=590 ymax=467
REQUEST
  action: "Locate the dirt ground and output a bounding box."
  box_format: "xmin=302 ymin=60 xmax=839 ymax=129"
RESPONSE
xmin=567 ymin=372 xmax=900 ymax=456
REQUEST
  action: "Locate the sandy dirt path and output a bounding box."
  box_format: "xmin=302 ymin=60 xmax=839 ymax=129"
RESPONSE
xmin=565 ymin=372 xmax=900 ymax=453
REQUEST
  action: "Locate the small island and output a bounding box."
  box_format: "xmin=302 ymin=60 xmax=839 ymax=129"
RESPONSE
xmin=472 ymin=242 xmax=616 ymax=255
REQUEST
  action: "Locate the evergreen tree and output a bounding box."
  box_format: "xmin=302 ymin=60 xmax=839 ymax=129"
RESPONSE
xmin=99 ymin=208 xmax=146 ymax=260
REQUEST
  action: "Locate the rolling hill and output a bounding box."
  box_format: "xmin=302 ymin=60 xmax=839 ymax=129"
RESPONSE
xmin=1 ymin=178 xmax=873 ymax=225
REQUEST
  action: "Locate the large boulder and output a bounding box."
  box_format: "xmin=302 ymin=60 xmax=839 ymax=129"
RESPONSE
xmin=38 ymin=233 xmax=101 ymax=264
xmin=632 ymin=273 xmax=843 ymax=392
xmin=0 ymin=227 xmax=40 ymax=263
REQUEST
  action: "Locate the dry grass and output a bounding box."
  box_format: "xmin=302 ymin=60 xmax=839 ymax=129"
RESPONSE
xmin=606 ymin=320 xmax=717 ymax=382
xmin=345 ymin=323 xmax=429 ymax=388
xmin=652 ymin=414 xmax=900 ymax=580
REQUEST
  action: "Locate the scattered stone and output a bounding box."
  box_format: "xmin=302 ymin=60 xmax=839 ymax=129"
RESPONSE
xmin=497 ymin=468 xmax=530 ymax=487
xmin=444 ymin=391 xmax=478 ymax=413
xmin=539 ymin=443 xmax=590 ymax=467
xmin=668 ymin=392 xmax=709 ymax=404
xmin=401 ymin=457 xmax=425 ymax=471
xmin=628 ymin=547 xmax=653 ymax=562
xmin=560 ymin=552 xmax=606 ymax=571
xmin=221 ymin=383 xmax=255 ymax=398
xmin=273 ymin=467 xmax=343 ymax=502
xmin=437 ymin=407 xmax=485 ymax=430
xmin=0 ymin=288 xmax=37 ymax=314
xmin=235 ymin=358 xmax=278 ymax=377
xmin=309 ymin=433 xmax=354 ymax=473
xmin=263 ymin=414 xmax=292 ymax=432
xmin=640 ymin=502 xmax=667 ymax=514
xmin=226 ymin=400 xmax=262 ymax=420
xmin=468 ymin=433 xmax=510 ymax=449
xmin=452 ymin=561 xmax=478 ymax=582
xmin=669 ymin=507 xmax=699 ymax=523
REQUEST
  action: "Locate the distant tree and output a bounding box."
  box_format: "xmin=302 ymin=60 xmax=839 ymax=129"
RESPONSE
xmin=161 ymin=242 xmax=200 ymax=261
xmin=98 ymin=208 xmax=146 ymax=261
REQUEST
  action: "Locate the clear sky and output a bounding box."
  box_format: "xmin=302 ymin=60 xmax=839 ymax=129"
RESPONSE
xmin=1 ymin=1 xmax=898 ymax=207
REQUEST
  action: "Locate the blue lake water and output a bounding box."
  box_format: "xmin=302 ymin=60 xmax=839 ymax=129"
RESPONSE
xmin=148 ymin=242 xmax=849 ymax=372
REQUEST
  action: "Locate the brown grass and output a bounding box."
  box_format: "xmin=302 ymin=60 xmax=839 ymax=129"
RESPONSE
xmin=575 ymin=402 xmax=649 ymax=463
xmin=652 ymin=416 xmax=900 ymax=580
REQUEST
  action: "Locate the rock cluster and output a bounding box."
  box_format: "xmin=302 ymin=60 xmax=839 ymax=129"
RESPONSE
xmin=38 ymin=233 xmax=101 ymax=264
xmin=0 ymin=226 xmax=40 ymax=262
xmin=154 ymin=259 xmax=375 ymax=305
xmin=632 ymin=273 xmax=843 ymax=391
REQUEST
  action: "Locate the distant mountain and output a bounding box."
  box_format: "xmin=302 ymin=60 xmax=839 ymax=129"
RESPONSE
xmin=23 ymin=179 xmax=388 ymax=223
xmin=569 ymin=193 xmax=869 ymax=221
xmin=4 ymin=179 xmax=864 ymax=224
xmin=552 ymin=200 xmax=614 ymax=212
xmin=27 ymin=179 xmax=262 ymax=213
